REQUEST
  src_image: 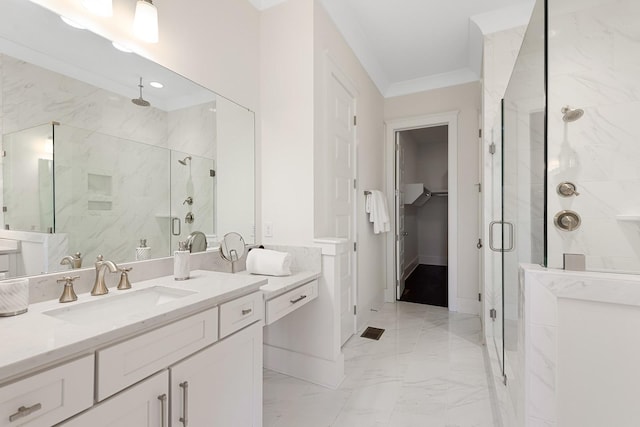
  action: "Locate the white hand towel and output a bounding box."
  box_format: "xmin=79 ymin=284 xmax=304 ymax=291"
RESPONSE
xmin=370 ymin=190 xmax=390 ymax=234
xmin=246 ymin=249 xmax=292 ymax=276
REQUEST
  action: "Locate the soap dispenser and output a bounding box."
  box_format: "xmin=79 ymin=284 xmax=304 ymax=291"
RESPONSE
xmin=136 ymin=239 xmax=150 ymax=261
xmin=174 ymin=241 xmax=190 ymax=281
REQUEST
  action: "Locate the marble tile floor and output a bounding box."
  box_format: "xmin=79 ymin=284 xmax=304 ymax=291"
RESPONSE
xmin=264 ymin=302 xmax=499 ymax=427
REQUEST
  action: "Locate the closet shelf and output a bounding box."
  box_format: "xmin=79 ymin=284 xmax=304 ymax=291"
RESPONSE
xmin=404 ymin=183 xmax=447 ymax=206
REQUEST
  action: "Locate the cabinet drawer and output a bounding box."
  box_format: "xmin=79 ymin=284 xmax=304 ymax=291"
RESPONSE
xmin=266 ymin=280 xmax=318 ymax=325
xmin=219 ymin=291 xmax=264 ymax=338
xmin=0 ymin=355 xmax=93 ymax=427
xmin=96 ymin=307 xmax=218 ymax=401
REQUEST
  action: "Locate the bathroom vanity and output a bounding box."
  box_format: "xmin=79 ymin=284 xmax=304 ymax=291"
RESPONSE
xmin=0 ymin=270 xmax=266 ymax=426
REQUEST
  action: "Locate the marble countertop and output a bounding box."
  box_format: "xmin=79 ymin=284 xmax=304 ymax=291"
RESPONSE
xmin=237 ymin=271 xmax=321 ymax=300
xmin=0 ymin=270 xmax=266 ymax=385
xmin=522 ymin=264 xmax=640 ymax=307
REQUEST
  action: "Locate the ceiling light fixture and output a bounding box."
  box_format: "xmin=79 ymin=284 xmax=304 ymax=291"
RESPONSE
xmin=149 ymin=81 xmax=163 ymax=88
xmin=82 ymin=0 xmax=113 ymax=17
xmin=60 ymin=16 xmax=86 ymax=30
xmin=133 ymin=0 xmax=159 ymax=43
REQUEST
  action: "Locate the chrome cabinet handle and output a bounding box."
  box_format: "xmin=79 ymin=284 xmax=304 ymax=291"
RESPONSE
xmin=158 ymin=394 xmax=167 ymax=427
xmin=172 ymin=217 xmax=181 ymax=236
xmin=9 ymin=403 xmax=42 ymax=422
xmin=241 ymin=308 xmax=252 ymax=315
xmin=290 ymin=295 xmax=307 ymax=304
xmin=179 ymin=381 xmax=189 ymax=426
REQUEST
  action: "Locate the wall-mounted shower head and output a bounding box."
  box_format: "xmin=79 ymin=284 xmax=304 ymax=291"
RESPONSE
xmin=178 ymin=156 xmax=192 ymax=165
xmin=132 ymin=77 xmax=151 ymax=107
xmin=561 ymin=106 xmax=584 ymax=122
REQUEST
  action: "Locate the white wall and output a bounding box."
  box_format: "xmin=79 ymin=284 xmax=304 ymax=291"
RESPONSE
xmin=385 ymin=82 xmax=481 ymax=314
xmin=260 ymin=0 xmax=315 ymax=246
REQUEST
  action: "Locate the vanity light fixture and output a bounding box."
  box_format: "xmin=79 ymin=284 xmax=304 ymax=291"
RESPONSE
xmin=133 ymin=0 xmax=159 ymax=43
xmin=149 ymin=81 xmax=163 ymax=88
xmin=82 ymin=0 xmax=113 ymax=17
xmin=60 ymin=16 xmax=86 ymax=30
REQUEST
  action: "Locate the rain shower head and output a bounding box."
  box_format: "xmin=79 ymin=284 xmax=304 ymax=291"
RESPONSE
xmin=178 ymin=156 xmax=192 ymax=165
xmin=561 ymin=106 xmax=584 ymax=122
xmin=132 ymin=77 xmax=151 ymax=107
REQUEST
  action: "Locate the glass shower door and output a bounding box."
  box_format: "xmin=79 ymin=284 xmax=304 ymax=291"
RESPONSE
xmin=500 ymin=0 xmax=546 ymax=420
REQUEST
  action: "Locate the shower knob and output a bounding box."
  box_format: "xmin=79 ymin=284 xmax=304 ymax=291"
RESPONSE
xmin=557 ymin=182 xmax=579 ymax=197
xmin=554 ymin=210 xmax=581 ymax=232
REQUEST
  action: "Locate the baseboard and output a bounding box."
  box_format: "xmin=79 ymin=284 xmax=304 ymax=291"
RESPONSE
xmin=403 ymin=256 xmax=419 ymax=280
xmin=263 ymin=343 xmax=345 ymax=389
xmin=456 ymin=297 xmax=480 ymax=315
xmin=418 ymin=255 xmax=448 ymax=266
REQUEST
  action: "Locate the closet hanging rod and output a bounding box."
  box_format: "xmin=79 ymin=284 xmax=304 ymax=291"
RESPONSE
xmin=432 ymin=191 xmax=448 ymax=197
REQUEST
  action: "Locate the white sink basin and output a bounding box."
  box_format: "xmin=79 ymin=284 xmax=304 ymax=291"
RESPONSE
xmin=43 ymin=286 xmax=197 ymax=325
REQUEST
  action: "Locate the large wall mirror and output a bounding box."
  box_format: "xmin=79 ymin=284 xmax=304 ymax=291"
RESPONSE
xmin=0 ymin=0 xmax=255 ymax=278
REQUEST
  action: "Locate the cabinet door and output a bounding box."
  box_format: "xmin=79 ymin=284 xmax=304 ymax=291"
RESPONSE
xmin=171 ymin=322 xmax=263 ymax=427
xmin=59 ymin=370 xmax=168 ymax=427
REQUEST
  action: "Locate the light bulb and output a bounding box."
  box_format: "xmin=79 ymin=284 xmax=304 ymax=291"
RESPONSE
xmin=82 ymin=0 xmax=112 ymax=17
xmin=133 ymin=0 xmax=159 ymax=43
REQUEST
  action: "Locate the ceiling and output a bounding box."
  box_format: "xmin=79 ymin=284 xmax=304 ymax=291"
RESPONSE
xmin=251 ymin=0 xmax=535 ymax=97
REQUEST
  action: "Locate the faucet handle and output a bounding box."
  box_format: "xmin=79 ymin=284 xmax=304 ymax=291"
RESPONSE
xmin=117 ymin=267 xmax=133 ymax=290
xmin=96 ymin=254 xmax=104 ymax=262
xmin=56 ymin=276 xmax=80 ymax=303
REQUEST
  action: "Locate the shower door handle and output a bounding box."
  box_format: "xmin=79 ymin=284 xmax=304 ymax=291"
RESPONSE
xmin=172 ymin=217 xmax=181 ymax=236
xmin=489 ymin=221 xmax=515 ymax=252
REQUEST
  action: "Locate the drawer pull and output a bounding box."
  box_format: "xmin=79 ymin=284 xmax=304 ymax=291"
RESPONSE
xmin=158 ymin=394 xmax=167 ymax=427
xmin=179 ymin=381 xmax=189 ymax=426
xmin=241 ymin=308 xmax=252 ymax=315
xmin=290 ymin=295 xmax=307 ymax=304
xmin=9 ymin=403 xmax=42 ymax=422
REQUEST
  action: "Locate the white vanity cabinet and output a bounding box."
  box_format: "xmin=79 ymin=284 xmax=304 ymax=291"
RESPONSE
xmin=58 ymin=370 xmax=169 ymax=427
xmin=170 ymin=321 xmax=263 ymax=426
xmin=0 ymin=355 xmax=93 ymax=427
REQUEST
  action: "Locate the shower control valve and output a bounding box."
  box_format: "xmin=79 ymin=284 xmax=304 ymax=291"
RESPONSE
xmin=557 ymin=182 xmax=580 ymax=197
xmin=183 ymin=196 xmax=193 ymax=205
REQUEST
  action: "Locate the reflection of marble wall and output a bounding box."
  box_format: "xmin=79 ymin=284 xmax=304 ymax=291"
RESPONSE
xmin=0 ymin=53 xmax=219 ymax=266
xmin=54 ymin=125 xmax=170 ymax=265
xmin=547 ymin=0 xmax=640 ymax=272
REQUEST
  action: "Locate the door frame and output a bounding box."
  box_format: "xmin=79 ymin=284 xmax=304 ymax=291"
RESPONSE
xmin=384 ymin=112 xmax=459 ymax=311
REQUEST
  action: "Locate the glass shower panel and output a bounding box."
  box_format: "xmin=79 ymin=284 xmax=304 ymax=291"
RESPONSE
xmin=2 ymin=122 xmax=54 ymax=232
xmin=501 ymin=0 xmax=546 ymax=419
xmin=54 ymin=123 xmax=171 ymax=264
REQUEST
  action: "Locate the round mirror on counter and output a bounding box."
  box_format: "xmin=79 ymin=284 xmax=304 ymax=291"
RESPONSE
xmin=186 ymin=231 xmax=207 ymax=253
xmin=220 ymin=232 xmax=245 ymax=262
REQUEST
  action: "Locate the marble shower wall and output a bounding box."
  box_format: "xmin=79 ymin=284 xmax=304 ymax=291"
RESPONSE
xmin=547 ymin=0 xmax=640 ymax=272
xmin=0 ymin=53 xmax=217 ymax=266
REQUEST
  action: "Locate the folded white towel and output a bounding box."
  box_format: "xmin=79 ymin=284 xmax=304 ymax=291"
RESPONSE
xmin=246 ymin=249 xmax=292 ymax=276
xmin=367 ymin=190 xmax=390 ymax=234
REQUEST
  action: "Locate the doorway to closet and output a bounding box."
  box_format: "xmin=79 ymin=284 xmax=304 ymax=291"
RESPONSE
xmin=396 ymin=125 xmax=449 ymax=307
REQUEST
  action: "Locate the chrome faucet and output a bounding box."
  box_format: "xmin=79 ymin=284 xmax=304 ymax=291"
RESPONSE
xmin=91 ymin=255 xmax=118 ymax=296
xmin=60 ymin=252 xmax=83 ymax=269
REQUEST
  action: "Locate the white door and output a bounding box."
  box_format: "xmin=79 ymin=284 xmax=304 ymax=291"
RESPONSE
xmin=396 ymin=133 xmax=406 ymax=300
xmin=328 ymin=70 xmax=357 ymax=346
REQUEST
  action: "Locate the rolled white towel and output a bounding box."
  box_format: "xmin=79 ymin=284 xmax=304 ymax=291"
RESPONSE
xmin=246 ymin=249 xmax=292 ymax=276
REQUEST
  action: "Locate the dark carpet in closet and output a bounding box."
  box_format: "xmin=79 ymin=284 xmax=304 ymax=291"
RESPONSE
xmin=399 ymin=264 xmax=447 ymax=307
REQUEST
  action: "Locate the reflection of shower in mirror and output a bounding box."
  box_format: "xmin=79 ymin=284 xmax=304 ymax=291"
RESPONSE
xmin=561 ymin=105 xmax=584 ymax=122
xmin=131 ymin=77 xmax=151 ymax=107
xmin=178 ymin=156 xmax=192 ymax=165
